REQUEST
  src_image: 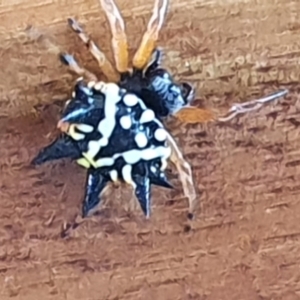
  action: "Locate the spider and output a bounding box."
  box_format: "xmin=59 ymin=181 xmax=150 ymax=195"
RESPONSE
xmin=32 ymin=0 xmax=288 ymax=219
xmin=34 ymin=79 xmax=178 ymax=218
xmin=33 ymin=0 xmax=208 ymax=219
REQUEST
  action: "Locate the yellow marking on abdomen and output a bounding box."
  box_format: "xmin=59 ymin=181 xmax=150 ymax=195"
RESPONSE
xmin=76 ymin=158 xmax=91 ymax=169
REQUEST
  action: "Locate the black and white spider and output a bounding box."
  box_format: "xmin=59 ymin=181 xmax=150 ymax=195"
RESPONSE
xmin=33 ymin=0 xmax=202 ymax=219
xmin=34 ymin=79 xmax=180 ymax=218
xmin=32 ymin=0 xmax=288 ymax=219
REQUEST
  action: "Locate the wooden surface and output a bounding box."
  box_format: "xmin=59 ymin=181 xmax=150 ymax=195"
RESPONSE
xmin=1 ymin=1 xmax=300 ymax=300
xmin=0 ymin=0 xmax=299 ymax=117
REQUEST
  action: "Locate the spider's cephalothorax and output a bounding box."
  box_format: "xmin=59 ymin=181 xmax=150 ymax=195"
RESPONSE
xmin=33 ymin=0 xmax=287 ymax=220
xmin=33 ymin=79 xmax=176 ymax=217
xmin=118 ymin=48 xmax=195 ymax=119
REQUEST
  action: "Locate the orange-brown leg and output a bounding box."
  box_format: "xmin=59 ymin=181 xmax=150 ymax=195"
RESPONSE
xmin=165 ymin=131 xmax=197 ymax=217
xmin=67 ymin=18 xmax=119 ymax=82
xmin=60 ymin=53 xmax=98 ymax=82
xmin=132 ymin=0 xmax=169 ymax=70
xmin=175 ymin=107 xmax=217 ymax=124
xmin=98 ymin=0 xmax=129 ymax=74
xmin=175 ymin=89 xmax=289 ymax=124
xmin=28 ymin=27 xmax=98 ymax=82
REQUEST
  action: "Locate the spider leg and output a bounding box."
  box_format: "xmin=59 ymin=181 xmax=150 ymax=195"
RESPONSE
xmin=98 ymin=0 xmax=129 ymax=73
xmin=175 ymin=107 xmax=217 ymax=124
xmin=33 ymin=31 xmax=98 ymax=82
xmin=67 ymin=18 xmax=120 ymax=82
xmin=165 ymin=131 xmax=197 ymax=217
xmin=82 ymin=169 xmax=110 ymax=217
xmin=217 ymin=89 xmax=288 ymax=122
xmin=175 ymin=89 xmax=288 ymax=124
xmin=59 ymin=53 xmax=98 ymax=82
xmin=132 ymin=0 xmax=169 ymax=70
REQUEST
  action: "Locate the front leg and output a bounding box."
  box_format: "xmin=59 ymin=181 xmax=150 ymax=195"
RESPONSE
xmin=82 ymin=169 xmax=110 ymax=217
xmin=60 ymin=53 xmax=98 ymax=82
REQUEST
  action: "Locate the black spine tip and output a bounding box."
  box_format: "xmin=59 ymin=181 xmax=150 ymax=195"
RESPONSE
xmin=67 ymin=18 xmax=74 ymax=26
xmin=149 ymin=172 xmax=174 ymax=190
xmin=30 ymin=151 xmax=50 ymax=166
xmin=30 ymin=156 xmax=41 ymax=166
xmin=59 ymin=53 xmax=71 ymax=66
xmin=187 ymin=212 xmax=194 ymax=220
xmin=81 ymin=208 xmax=88 ymax=218
xmin=183 ymin=224 xmax=192 ymax=233
xmin=134 ymin=176 xmax=151 ymax=218
xmin=67 ymin=17 xmax=82 ymax=33
xmin=81 ymin=171 xmax=109 ymax=218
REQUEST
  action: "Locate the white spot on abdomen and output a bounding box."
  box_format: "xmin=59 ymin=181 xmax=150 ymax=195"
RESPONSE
xmin=140 ymin=109 xmax=155 ymax=124
xmin=109 ymin=170 xmax=118 ymax=182
xmin=135 ymin=132 xmax=148 ymax=148
xmin=154 ymin=128 xmax=167 ymax=141
xmin=68 ymin=125 xmax=85 ymax=140
xmin=150 ymin=165 xmax=157 ymax=173
xmin=122 ymin=164 xmax=134 ymax=185
xmin=76 ymin=124 xmax=94 ymax=133
xmin=119 ymin=115 xmax=132 ymax=129
xmin=123 ymin=93 xmax=138 ymax=107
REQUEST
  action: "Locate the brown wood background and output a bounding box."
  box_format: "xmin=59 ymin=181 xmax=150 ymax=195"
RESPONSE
xmin=1 ymin=1 xmax=300 ymax=300
xmin=0 ymin=0 xmax=299 ymax=117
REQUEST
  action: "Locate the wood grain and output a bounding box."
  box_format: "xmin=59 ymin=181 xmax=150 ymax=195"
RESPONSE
xmin=0 ymin=0 xmax=298 ymax=117
xmin=0 ymin=1 xmax=300 ymax=300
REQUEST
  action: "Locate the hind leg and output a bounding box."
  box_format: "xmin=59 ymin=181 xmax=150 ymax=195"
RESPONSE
xmin=68 ymin=18 xmax=119 ymax=82
xmin=165 ymin=131 xmax=197 ymax=218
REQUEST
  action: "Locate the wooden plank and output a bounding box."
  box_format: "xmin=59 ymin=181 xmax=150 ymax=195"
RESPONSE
xmin=0 ymin=0 xmax=297 ymax=118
